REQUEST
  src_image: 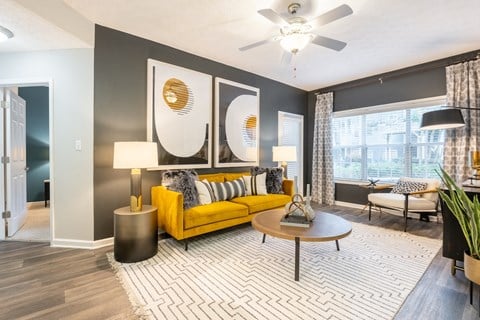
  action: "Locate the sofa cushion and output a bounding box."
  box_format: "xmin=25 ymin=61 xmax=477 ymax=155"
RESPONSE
xmin=368 ymin=193 xmax=436 ymax=211
xmin=224 ymin=172 xmax=250 ymax=181
xmin=231 ymin=194 xmax=291 ymax=214
xmin=209 ymin=178 xmax=246 ymax=201
xmin=243 ymin=173 xmax=267 ymax=195
xmin=184 ymin=201 xmax=249 ymax=229
xmin=198 ymin=173 xmax=225 ymax=183
xmin=399 ymin=177 xmax=440 ymax=202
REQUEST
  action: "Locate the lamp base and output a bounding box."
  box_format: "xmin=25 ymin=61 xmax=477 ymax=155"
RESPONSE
xmin=130 ymin=168 xmax=143 ymax=212
xmin=281 ymin=162 xmax=288 ymax=179
xmin=130 ymin=195 xmax=143 ymax=212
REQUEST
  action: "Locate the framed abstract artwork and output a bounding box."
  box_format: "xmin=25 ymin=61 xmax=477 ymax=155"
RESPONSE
xmin=147 ymin=59 xmax=212 ymax=169
xmin=214 ymin=78 xmax=260 ymax=167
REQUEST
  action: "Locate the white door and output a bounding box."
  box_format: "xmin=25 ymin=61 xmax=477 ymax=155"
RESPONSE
xmin=4 ymin=89 xmax=27 ymax=237
xmin=278 ymin=111 xmax=304 ymax=194
xmin=0 ymin=89 xmax=4 ymax=240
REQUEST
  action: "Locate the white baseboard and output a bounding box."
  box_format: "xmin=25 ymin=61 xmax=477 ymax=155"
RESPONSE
xmin=51 ymin=237 xmax=113 ymax=249
xmin=27 ymin=201 xmax=47 ymax=209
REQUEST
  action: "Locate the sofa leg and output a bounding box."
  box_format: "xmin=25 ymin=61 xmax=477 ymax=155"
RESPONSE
xmin=184 ymin=240 xmax=189 ymax=251
xmin=262 ymin=233 xmax=266 ymax=243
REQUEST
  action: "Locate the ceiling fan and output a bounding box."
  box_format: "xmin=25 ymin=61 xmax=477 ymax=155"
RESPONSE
xmin=239 ymin=2 xmax=353 ymax=55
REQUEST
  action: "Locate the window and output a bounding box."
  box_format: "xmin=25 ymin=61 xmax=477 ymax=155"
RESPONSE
xmin=332 ymin=97 xmax=446 ymax=182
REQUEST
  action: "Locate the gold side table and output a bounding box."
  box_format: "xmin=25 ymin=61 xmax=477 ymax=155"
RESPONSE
xmin=114 ymin=205 xmax=158 ymax=263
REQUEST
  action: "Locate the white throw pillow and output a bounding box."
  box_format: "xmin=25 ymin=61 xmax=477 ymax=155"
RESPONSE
xmin=243 ymin=173 xmax=267 ymax=195
xmin=194 ymin=179 xmax=214 ymax=205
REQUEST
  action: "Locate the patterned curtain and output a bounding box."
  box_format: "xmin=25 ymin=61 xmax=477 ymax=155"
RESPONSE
xmin=312 ymin=92 xmax=335 ymax=205
xmin=443 ymin=59 xmax=480 ymax=182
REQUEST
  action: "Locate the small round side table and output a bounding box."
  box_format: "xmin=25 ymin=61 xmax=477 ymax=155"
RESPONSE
xmin=114 ymin=205 xmax=158 ymax=263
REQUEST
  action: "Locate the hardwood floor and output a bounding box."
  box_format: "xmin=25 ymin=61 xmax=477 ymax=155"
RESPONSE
xmin=0 ymin=241 xmax=135 ymax=320
xmin=324 ymin=205 xmax=477 ymax=320
xmin=0 ymin=205 xmax=477 ymax=319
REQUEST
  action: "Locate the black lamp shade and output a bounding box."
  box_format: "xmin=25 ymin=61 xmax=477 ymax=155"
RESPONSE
xmin=420 ymin=108 xmax=466 ymax=130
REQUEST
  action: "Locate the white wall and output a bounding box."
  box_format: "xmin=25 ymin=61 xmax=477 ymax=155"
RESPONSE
xmin=0 ymin=48 xmax=94 ymax=243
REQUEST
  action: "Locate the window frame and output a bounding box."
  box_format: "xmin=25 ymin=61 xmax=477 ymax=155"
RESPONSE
xmin=332 ymin=95 xmax=446 ymax=183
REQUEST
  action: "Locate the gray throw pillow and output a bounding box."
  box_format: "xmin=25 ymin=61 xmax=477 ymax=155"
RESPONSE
xmin=161 ymin=170 xmax=199 ymax=209
xmin=250 ymin=166 xmax=284 ymax=194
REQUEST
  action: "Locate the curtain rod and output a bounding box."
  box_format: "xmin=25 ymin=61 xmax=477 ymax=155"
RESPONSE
xmin=314 ymin=50 xmax=480 ymax=95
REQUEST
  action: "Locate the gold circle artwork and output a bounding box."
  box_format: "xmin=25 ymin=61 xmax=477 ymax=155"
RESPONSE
xmin=163 ymin=78 xmax=189 ymax=111
xmin=244 ymin=116 xmax=257 ymax=141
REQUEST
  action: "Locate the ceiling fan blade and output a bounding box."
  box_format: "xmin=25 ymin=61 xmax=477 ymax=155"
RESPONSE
xmin=258 ymin=8 xmax=288 ymax=25
xmin=309 ymin=4 xmax=353 ymax=28
xmin=239 ymin=39 xmax=272 ymax=51
xmin=311 ymin=35 xmax=347 ymax=51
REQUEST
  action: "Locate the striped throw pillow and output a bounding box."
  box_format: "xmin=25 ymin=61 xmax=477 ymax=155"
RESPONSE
xmin=194 ymin=180 xmax=215 ymax=205
xmin=209 ymin=178 xmax=246 ymax=201
xmin=243 ymin=172 xmax=268 ymax=195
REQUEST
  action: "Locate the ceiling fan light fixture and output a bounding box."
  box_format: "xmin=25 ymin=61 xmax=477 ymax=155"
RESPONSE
xmin=280 ymin=33 xmax=313 ymax=54
xmin=0 ymin=26 xmax=14 ymax=42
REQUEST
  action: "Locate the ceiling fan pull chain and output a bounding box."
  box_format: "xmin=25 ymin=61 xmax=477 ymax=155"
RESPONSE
xmin=292 ymin=54 xmax=297 ymax=79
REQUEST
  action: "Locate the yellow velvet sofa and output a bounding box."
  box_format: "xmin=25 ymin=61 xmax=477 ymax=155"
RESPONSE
xmin=151 ymin=172 xmax=294 ymax=249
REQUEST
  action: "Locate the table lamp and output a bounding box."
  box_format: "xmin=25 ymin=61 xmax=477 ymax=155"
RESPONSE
xmin=272 ymin=145 xmax=297 ymax=178
xmin=471 ymin=151 xmax=480 ymax=178
xmin=113 ymin=141 xmax=158 ymax=212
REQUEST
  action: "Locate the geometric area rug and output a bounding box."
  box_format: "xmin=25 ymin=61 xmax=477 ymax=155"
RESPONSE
xmin=107 ymin=222 xmax=442 ymax=320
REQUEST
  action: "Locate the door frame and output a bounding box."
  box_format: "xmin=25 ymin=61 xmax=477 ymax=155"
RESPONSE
xmin=278 ymin=111 xmax=304 ymax=195
xmin=0 ymin=78 xmax=54 ymax=243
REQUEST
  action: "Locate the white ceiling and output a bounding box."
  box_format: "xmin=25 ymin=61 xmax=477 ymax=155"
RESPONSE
xmin=2 ymin=0 xmax=480 ymax=91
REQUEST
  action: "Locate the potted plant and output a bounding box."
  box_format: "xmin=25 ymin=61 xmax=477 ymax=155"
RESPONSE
xmin=438 ymin=167 xmax=480 ymax=284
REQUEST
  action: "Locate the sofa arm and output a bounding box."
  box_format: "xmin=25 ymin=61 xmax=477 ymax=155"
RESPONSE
xmin=282 ymin=179 xmax=295 ymax=197
xmin=151 ymin=186 xmax=185 ymax=240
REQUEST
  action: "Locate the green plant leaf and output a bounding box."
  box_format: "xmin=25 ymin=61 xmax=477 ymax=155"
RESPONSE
xmin=437 ymin=167 xmax=480 ymax=259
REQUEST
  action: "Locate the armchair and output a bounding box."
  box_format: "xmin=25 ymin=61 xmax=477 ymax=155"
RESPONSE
xmin=367 ymin=177 xmax=441 ymax=232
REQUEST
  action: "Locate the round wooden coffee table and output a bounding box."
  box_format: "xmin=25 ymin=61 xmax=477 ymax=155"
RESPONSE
xmin=252 ymin=209 xmax=352 ymax=281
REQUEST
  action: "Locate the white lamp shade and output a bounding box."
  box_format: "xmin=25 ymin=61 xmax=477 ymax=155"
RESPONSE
xmin=113 ymin=141 xmax=158 ymax=169
xmin=272 ymin=146 xmax=297 ymax=162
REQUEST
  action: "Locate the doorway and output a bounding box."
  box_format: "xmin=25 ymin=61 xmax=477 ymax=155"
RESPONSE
xmin=0 ymin=83 xmax=51 ymax=242
xmin=278 ymin=111 xmax=304 ymax=194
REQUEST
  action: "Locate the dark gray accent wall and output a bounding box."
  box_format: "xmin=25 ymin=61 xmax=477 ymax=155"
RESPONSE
xmin=18 ymin=86 xmax=50 ymax=202
xmin=306 ymin=49 xmax=480 ymax=206
xmin=94 ymin=25 xmax=307 ymax=240
xmin=332 ymin=68 xmax=446 ymax=111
